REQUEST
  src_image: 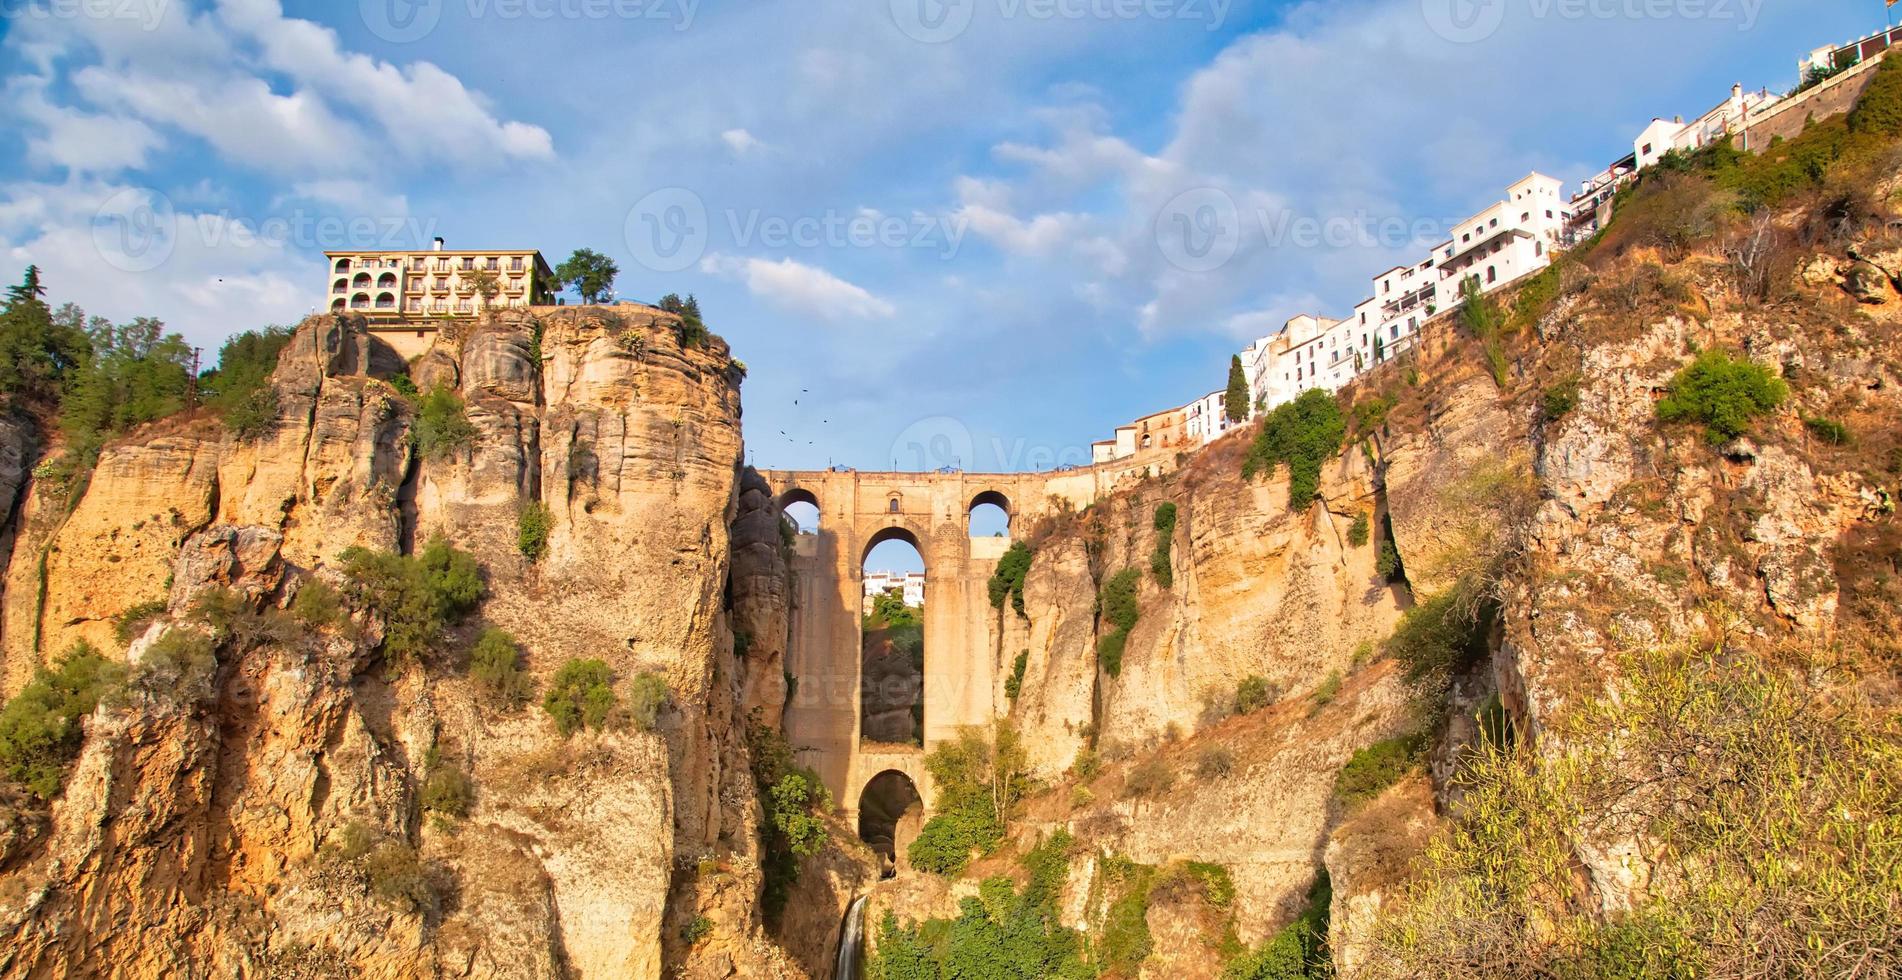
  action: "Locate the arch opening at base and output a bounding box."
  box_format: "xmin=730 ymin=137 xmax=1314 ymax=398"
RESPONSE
xmin=780 ymin=487 xmax=820 ymax=534
xmin=857 ymin=770 xmax=923 ymax=878
xmin=861 ymin=527 xmax=924 ymax=748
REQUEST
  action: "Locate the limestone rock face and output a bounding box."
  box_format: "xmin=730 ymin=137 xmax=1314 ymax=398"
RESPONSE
xmin=1325 ymin=775 xmax=1437 ymax=978
xmin=0 ymin=308 xmax=799 ymax=980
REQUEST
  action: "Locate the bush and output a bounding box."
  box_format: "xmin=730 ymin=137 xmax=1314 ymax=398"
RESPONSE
xmin=1096 ymin=568 xmax=1142 ymax=679
xmin=113 ymin=598 xmax=167 ymax=645
xmin=290 ymin=579 xmax=343 ymax=629
xmin=421 ymin=762 xmax=474 ymax=819
xmin=680 ymin=915 xmax=713 ymax=946
xmin=1151 ymin=502 xmax=1178 ymax=587
xmin=1004 ymin=650 xmax=1028 ymax=701
xmin=1804 ymin=415 xmax=1851 ymax=446
xmin=1376 ymin=540 xmax=1401 ymax=581
xmin=413 ymin=386 xmax=477 ymax=460
xmin=1311 ymin=670 xmax=1342 ymax=707
xmin=1656 ymin=350 xmax=1787 ymax=443
xmin=1335 ymin=733 xmax=1425 ymax=810
xmin=338 ymin=536 xmax=484 ymax=671
xmin=1367 ymin=646 xmax=1902 ymax=978
xmin=1243 ymin=389 xmax=1346 ymax=507
xmin=626 ymin=671 xmax=669 ymax=732
xmin=0 ymin=643 xmax=125 ymax=799
xmin=1123 ymin=758 xmax=1175 ymax=799
xmin=1457 ymin=277 xmax=1511 ymax=388
xmin=542 ymin=659 xmax=616 ymax=737
xmin=1235 ymin=675 xmax=1275 ymax=714
xmin=517 ymin=502 xmax=552 ymax=561
xmin=1849 ymin=49 xmax=1902 ymax=138
xmin=363 ymin=839 xmax=433 ymax=912
xmin=1385 ymin=590 xmax=1491 ymax=702
xmin=129 ymin=629 xmax=217 ymax=703
xmin=1226 ymin=871 xmax=1331 ymax=979
xmin=1541 ymin=376 xmax=1580 ymax=422
xmin=1352 ymin=393 xmax=1395 ymax=433
xmin=909 ymin=724 xmax=1028 ymax=875
xmin=1347 ymin=511 xmax=1370 ymax=548
xmin=1197 ymin=746 xmax=1235 ymax=779
xmin=469 ymin=628 xmax=532 ymax=710
xmin=871 ymin=832 xmax=1089 ymax=979
xmin=747 ymin=723 xmax=829 ymax=922
xmin=1097 ymin=630 xmax=1128 ymax=679
xmin=221 ymin=385 xmax=279 ymax=441
xmin=987 ymin=541 xmax=1033 ymax=615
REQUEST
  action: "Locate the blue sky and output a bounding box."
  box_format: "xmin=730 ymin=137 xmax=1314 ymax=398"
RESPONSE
xmin=0 ymin=0 xmax=1879 ymax=486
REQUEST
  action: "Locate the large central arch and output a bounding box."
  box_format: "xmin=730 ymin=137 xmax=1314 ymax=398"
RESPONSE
xmin=860 ymin=527 xmax=925 ymax=747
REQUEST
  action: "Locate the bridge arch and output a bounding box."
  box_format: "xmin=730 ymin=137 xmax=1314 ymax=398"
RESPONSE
xmin=857 ymin=769 xmax=924 ymax=875
xmin=967 ymin=489 xmax=1011 ymax=537
xmin=861 ymin=525 xmax=926 ymax=568
xmin=779 ymin=487 xmax=820 ymax=533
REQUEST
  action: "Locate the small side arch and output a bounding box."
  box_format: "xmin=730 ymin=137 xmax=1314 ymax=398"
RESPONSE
xmin=857 ymin=769 xmax=924 ymax=875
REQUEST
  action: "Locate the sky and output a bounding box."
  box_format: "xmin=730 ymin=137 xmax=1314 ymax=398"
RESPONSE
xmin=0 ymin=0 xmax=1880 ymax=505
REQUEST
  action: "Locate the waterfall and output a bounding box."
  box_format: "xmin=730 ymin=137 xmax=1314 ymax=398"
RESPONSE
xmin=835 ymin=894 xmax=869 ymax=980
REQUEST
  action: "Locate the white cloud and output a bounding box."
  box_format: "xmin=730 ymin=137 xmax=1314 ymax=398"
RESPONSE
xmin=8 ymin=77 xmax=162 ymax=174
xmin=721 ymin=128 xmax=766 ymax=156
xmin=701 ymin=253 xmax=895 ymax=321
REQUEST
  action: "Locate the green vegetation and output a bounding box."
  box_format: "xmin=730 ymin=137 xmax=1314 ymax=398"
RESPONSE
xmin=1243 ymin=389 xmax=1346 ymax=508
xmin=626 ymin=670 xmax=670 ymax=732
xmin=517 ymin=502 xmax=553 ymax=561
xmin=1385 ymin=590 xmax=1491 ymax=705
xmin=203 ymin=325 xmax=294 ymax=440
xmin=129 ymin=629 xmax=217 ymax=703
xmin=680 ymin=915 xmax=713 ymax=946
xmin=1346 ymin=511 xmax=1370 ymax=548
xmin=1311 ymin=670 xmax=1342 ymax=708
xmin=421 ymin=760 xmax=474 ymax=819
xmin=113 ymin=598 xmax=168 ymax=644
xmin=747 ymin=722 xmax=830 ymax=922
xmin=658 ymin=293 xmax=710 ymax=347
xmin=1099 ymin=857 xmax=1157 ymax=973
xmin=1235 ymin=675 xmax=1275 ymax=714
xmin=909 ymin=722 xmax=1029 ymax=876
xmin=326 ymin=822 xmax=434 ymax=911
xmin=1540 ymin=375 xmax=1580 ymax=422
xmin=1375 ymin=540 xmax=1401 ymax=581
xmin=867 ymin=590 xmax=922 ymax=630
xmin=1225 ymin=355 xmax=1250 ymax=423
xmin=469 ymin=628 xmax=533 ymax=709
xmin=1225 ymin=871 xmax=1332 ymax=980
xmin=1368 ymin=645 xmax=1902 ymax=978
xmin=1655 ymin=349 xmax=1787 ymax=443
xmin=0 ymin=643 xmax=125 ymax=799
xmin=1456 ymin=276 xmax=1510 ymax=388
xmin=987 ymin=541 xmax=1033 ymax=615
xmin=338 ymin=536 xmax=484 ymax=672
xmin=290 ymin=579 xmax=344 ymax=629
xmin=50 ymin=310 xmax=194 ymax=493
xmin=554 ymin=248 xmax=619 ymax=304
xmin=1335 ymin=732 xmax=1426 ymax=810
xmin=1804 ymin=415 xmax=1851 ymax=446
xmin=1150 ymin=502 xmax=1178 ymax=587
xmin=542 ymin=658 xmax=617 ymax=736
xmin=1351 ymin=393 xmax=1394 ymax=433
xmin=1095 ymin=568 xmax=1141 ymax=678
xmin=870 ymin=830 xmax=1091 ymax=980
xmin=413 ymin=386 xmax=478 ymax=460
xmin=0 ymin=267 xmax=89 ymax=402
xmin=1004 ymin=650 xmax=1028 ymax=702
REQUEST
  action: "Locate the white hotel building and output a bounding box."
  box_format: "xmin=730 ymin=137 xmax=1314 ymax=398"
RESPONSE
xmin=1239 ymin=172 xmax=1568 ymax=415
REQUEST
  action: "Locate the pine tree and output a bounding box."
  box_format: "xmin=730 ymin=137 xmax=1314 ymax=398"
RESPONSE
xmin=1224 ymin=354 xmax=1249 ymax=422
xmin=0 ymin=266 xmax=90 ymax=400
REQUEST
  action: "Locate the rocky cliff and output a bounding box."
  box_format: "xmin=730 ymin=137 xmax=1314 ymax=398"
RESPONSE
xmin=0 ymin=308 xmax=810 ymax=978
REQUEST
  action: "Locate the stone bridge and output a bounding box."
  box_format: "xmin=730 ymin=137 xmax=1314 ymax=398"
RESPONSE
xmin=760 ymin=459 xmax=1163 ymax=862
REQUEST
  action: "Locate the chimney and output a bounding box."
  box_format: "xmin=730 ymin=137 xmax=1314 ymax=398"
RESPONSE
xmin=432 ymin=237 xmax=444 ymax=251
xmin=1732 ymin=82 xmax=1742 ymax=99
xmin=1674 ymin=114 xmax=1683 ymax=124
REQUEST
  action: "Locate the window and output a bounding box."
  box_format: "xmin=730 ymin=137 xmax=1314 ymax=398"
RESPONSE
xmin=1461 ymin=233 xmax=1470 ymax=243
xmin=1360 ymin=312 xmax=1366 ymax=324
xmin=511 ymin=257 xmax=525 ymax=271
xmin=1390 ymin=324 xmax=1399 ymax=339
xmin=1535 ymin=241 xmax=1543 ymax=256
xmin=460 ymin=257 xmax=475 ymax=270
xmin=1486 ymin=265 xmax=1497 ymax=283
xmin=1489 ymin=218 xmax=1498 ymax=228
xmin=888 ymin=498 xmax=900 ymax=514
xmin=1545 ymin=210 xmax=1554 ymax=219
xmin=1642 ymin=142 xmax=1652 ymax=154
xmin=1521 ymin=212 xmax=1530 ymax=222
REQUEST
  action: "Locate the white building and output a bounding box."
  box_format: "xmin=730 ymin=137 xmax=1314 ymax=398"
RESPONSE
xmin=1237 ymin=173 xmax=1567 ymax=417
xmin=863 ymin=571 xmax=925 ymax=613
xmin=1182 ymin=390 xmax=1234 ymax=446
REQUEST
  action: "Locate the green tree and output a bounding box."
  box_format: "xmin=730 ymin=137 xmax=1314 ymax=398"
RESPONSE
xmin=0 ymin=642 xmax=125 ymax=800
xmin=203 ymin=325 xmax=294 ymax=440
xmin=1224 ymin=354 xmax=1250 ymax=423
xmin=337 ymin=536 xmax=484 ymax=671
xmin=987 ymin=542 xmax=1033 ymax=615
xmin=462 ymin=269 xmax=502 ymax=311
xmin=0 ymin=267 xmax=90 ymax=401
xmin=469 ymin=627 xmax=533 ymax=710
xmin=413 ymin=386 xmax=478 ymax=460
xmin=554 ymin=248 xmax=618 ymax=305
